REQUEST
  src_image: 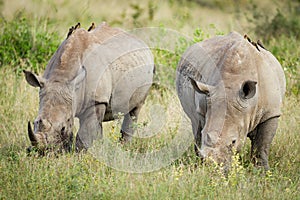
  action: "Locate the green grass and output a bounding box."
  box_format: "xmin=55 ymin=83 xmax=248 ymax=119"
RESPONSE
xmin=0 ymin=0 xmax=299 ymax=199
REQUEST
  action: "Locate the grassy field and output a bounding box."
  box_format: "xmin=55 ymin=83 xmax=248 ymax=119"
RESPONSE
xmin=0 ymin=0 xmax=299 ymax=199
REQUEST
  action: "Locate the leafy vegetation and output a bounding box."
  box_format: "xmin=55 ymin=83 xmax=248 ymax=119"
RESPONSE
xmin=0 ymin=0 xmax=299 ymax=199
xmin=244 ymin=0 xmax=300 ymax=95
xmin=0 ymin=12 xmax=60 ymax=74
xmin=247 ymin=0 xmax=300 ymax=40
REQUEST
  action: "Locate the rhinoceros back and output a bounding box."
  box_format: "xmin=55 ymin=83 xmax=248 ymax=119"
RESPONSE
xmin=82 ymin=25 xmax=154 ymax=115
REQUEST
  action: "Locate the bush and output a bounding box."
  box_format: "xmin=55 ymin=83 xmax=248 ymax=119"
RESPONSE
xmin=268 ymin=37 xmax=300 ymax=96
xmin=0 ymin=12 xmax=60 ymax=74
xmin=245 ymin=0 xmax=300 ymax=96
xmin=252 ymin=9 xmax=300 ymax=40
xmin=247 ymin=0 xmax=300 ymax=40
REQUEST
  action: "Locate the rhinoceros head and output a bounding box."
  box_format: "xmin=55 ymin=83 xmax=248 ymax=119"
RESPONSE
xmin=24 ymin=67 xmax=86 ymax=152
xmin=190 ymin=77 xmax=258 ymax=166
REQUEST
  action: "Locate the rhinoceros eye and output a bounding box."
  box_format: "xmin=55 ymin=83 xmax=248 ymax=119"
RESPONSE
xmin=240 ymin=81 xmax=257 ymax=99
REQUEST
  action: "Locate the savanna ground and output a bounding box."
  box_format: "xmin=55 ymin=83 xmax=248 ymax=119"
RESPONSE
xmin=0 ymin=0 xmax=299 ymax=199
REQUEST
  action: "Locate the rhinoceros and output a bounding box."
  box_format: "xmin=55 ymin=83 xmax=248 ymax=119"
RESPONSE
xmin=176 ymin=32 xmax=285 ymax=170
xmin=24 ymin=22 xmax=154 ymax=152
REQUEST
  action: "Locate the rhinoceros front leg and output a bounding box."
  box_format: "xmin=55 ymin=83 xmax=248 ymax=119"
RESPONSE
xmin=249 ymin=117 xmax=279 ymax=170
xmin=193 ymin=121 xmax=203 ymax=157
xmin=76 ymin=103 xmax=106 ymax=151
xmin=120 ymin=106 xmax=142 ymax=143
xmin=189 ymin=114 xmax=205 ymax=157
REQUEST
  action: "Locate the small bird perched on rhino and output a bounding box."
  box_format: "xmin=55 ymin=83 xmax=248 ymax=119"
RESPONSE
xmin=24 ymin=22 xmax=154 ymax=153
xmin=176 ymin=32 xmax=285 ymax=171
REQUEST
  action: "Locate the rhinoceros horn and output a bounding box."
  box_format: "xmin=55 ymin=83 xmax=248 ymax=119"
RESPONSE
xmin=28 ymin=121 xmax=38 ymax=146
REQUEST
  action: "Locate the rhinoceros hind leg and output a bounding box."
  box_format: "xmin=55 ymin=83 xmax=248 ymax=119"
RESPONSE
xmin=249 ymin=117 xmax=279 ymax=170
xmin=120 ymin=106 xmax=142 ymax=143
xmin=76 ymin=103 xmax=106 ymax=151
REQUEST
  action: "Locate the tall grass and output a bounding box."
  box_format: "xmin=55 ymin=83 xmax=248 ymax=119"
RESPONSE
xmin=0 ymin=0 xmax=299 ymax=199
xmin=0 ymin=76 xmax=299 ymax=199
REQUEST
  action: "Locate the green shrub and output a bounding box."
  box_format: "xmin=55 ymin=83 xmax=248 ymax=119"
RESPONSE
xmin=252 ymin=9 xmax=300 ymax=41
xmin=268 ymin=37 xmax=300 ymax=96
xmin=0 ymin=12 xmax=60 ymax=74
xmin=246 ymin=0 xmax=300 ymax=40
xmin=245 ymin=0 xmax=300 ymax=96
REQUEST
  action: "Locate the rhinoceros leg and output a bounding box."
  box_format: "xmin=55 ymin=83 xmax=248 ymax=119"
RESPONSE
xmin=189 ymin=113 xmax=205 ymax=157
xmin=249 ymin=117 xmax=278 ymax=170
xmin=193 ymin=121 xmax=203 ymax=157
xmin=120 ymin=106 xmax=142 ymax=143
xmin=76 ymin=103 xmax=106 ymax=151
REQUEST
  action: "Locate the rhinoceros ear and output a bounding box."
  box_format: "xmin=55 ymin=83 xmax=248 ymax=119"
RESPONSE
xmin=189 ymin=78 xmax=212 ymax=95
xmin=240 ymin=80 xmax=257 ymax=99
xmin=23 ymin=70 xmax=45 ymax=88
xmin=70 ymin=66 xmax=86 ymax=89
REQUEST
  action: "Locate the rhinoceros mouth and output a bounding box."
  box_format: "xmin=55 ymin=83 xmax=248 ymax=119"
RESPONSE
xmin=27 ymin=121 xmax=74 ymax=154
xmin=27 ymin=121 xmax=50 ymax=147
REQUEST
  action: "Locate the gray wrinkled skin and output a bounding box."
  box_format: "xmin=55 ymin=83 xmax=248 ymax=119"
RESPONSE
xmin=24 ymin=22 xmax=154 ymax=152
xmin=176 ymin=32 xmax=286 ymax=170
